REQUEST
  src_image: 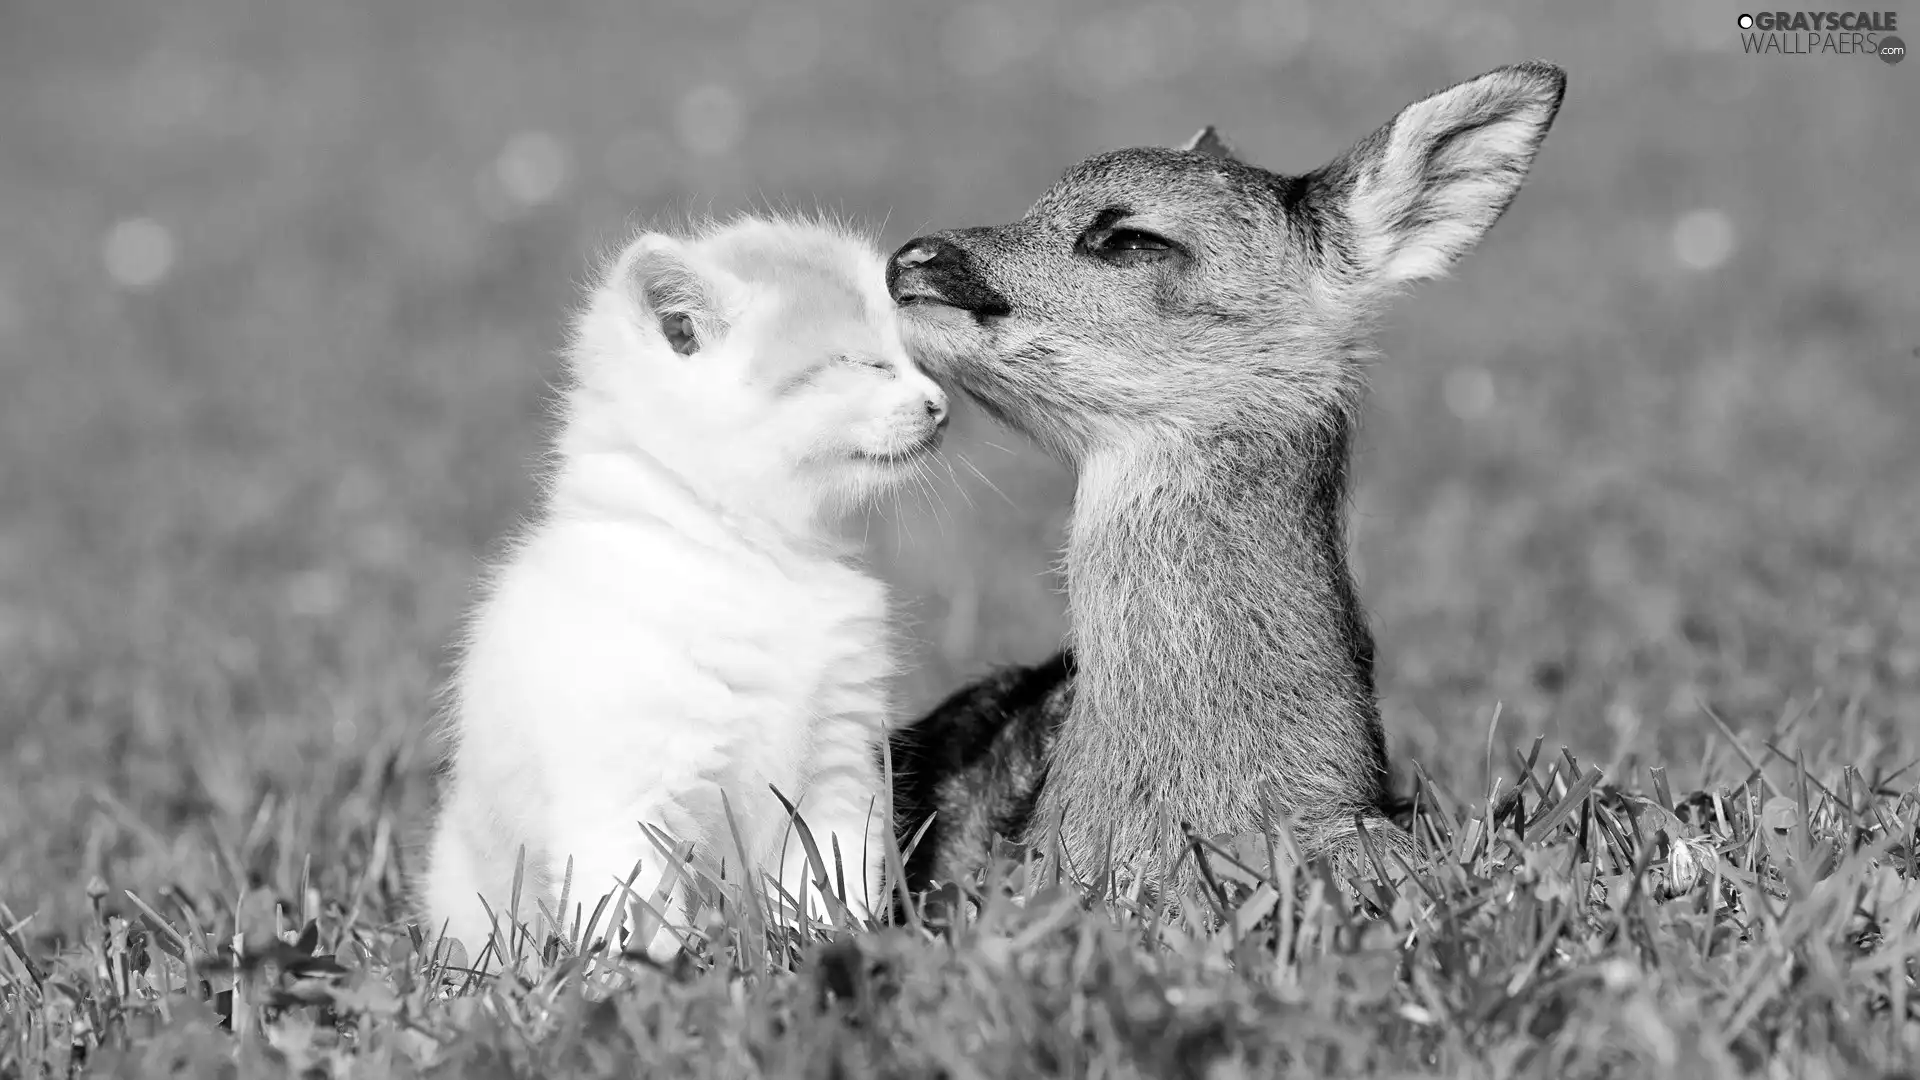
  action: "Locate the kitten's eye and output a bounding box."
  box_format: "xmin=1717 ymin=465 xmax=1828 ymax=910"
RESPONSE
xmin=834 ymin=353 xmax=890 ymax=372
xmin=661 ymin=313 xmax=698 ymax=356
xmin=1079 ymin=225 xmax=1178 ymax=263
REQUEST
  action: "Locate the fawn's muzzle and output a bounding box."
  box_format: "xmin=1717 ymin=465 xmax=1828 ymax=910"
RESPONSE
xmin=887 ymin=235 xmax=1012 ymax=318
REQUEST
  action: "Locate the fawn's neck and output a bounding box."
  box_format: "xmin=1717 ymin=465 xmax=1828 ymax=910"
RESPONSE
xmin=1063 ymin=415 xmax=1380 ymax=775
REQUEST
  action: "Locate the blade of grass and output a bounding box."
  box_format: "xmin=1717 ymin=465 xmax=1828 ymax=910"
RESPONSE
xmin=1527 ymin=767 xmax=1606 ymax=838
xmin=1701 ymin=699 xmax=1785 ymax=801
xmin=767 ymin=784 xmax=852 ymax=932
xmin=719 ymin=790 xmax=770 ymax=973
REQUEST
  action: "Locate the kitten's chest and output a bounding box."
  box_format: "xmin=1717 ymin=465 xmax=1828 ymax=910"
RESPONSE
xmin=700 ymin=554 xmax=894 ymax=719
xmin=790 ymin=564 xmax=894 ymax=701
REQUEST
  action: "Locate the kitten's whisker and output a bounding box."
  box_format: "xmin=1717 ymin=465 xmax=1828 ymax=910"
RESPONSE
xmin=906 ymin=461 xmax=938 ymax=526
xmin=937 ymin=453 xmax=974 ymax=511
xmin=957 ymin=454 xmax=1016 ymax=509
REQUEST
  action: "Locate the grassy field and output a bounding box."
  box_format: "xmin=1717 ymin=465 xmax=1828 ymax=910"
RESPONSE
xmin=2 ymin=0 xmax=1916 ymax=1075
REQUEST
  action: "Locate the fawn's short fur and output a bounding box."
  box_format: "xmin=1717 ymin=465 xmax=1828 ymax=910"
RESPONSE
xmin=888 ymin=62 xmax=1567 ymax=892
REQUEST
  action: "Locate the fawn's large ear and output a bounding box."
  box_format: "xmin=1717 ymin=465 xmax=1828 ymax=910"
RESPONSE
xmin=1179 ymin=126 xmax=1239 ymax=162
xmin=1311 ymin=61 xmax=1565 ymax=286
xmin=623 ymin=233 xmax=733 ymax=357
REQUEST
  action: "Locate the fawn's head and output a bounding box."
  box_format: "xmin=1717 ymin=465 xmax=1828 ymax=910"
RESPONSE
xmin=889 ymin=62 xmax=1566 ymax=464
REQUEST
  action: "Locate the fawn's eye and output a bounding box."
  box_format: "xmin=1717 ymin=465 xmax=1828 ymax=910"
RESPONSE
xmin=1103 ymin=229 xmax=1171 ymax=252
xmin=1079 ymin=224 xmax=1179 ymax=264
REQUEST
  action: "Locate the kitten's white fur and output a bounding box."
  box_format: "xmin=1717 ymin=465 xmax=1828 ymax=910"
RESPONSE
xmin=419 ymin=215 xmax=947 ymax=963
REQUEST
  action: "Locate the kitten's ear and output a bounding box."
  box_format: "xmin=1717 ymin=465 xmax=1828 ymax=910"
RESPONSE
xmin=1309 ymin=60 xmax=1565 ymax=287
xmin=1179 ymin=126 xmax=1238 ymax=162
xmin=624 ymin=234 xmax=731 ymax=357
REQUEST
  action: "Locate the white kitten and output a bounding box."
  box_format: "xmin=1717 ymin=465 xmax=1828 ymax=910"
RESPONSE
xmin=419 ymin=215 xmax=947 ymax=963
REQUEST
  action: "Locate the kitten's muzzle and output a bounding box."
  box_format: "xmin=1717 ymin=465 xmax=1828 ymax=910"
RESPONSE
xmin=887 ymin=235 xmax=1012 ymax=318
xmin=853 ymin=387 xmax=948 ymax=465
xmin=855 ymin=426 xmax=944 ymax=464
xmin=894 ymin=393 xmax=951 ymax=458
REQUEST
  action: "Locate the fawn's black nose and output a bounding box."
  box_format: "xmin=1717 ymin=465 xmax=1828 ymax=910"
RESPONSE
xmin=887 ymin=234 xmax=1012 ymax=317
xmin=892 ymin=240 xmax=945 ymax=270
xmin=886 ymin=236 xmax=964 ymax=299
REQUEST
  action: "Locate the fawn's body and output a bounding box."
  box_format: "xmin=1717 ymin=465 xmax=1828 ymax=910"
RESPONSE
xmin=889 ymin=63 xmax=1568 ymax=892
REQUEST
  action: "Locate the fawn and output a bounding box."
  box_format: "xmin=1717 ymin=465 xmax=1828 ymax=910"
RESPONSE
xmin=887 ymin=62 xmax=1567 ymax=895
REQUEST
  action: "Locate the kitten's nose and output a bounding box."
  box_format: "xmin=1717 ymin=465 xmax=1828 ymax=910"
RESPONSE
xmin=925 ymin=391 xmax=949 ymax=430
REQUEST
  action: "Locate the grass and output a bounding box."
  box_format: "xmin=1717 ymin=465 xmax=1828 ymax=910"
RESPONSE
xmin=3 ymin=721 xmax=1915 ymax=1076
xmin=3 ymin=0 xmax=1918 ymax=1075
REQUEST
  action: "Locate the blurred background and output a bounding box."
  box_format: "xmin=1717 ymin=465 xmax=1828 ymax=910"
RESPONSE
xmin=1 ymin=1 xmax=1914 ymax=916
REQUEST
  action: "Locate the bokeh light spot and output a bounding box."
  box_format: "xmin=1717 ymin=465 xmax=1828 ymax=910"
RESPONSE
xmin=496 ymin=131 xmax=571 ymax=209
xmin=102 ymin=218 xmax=176 ymax=292
xmin=1672 ymin=209 xmax=1736 ymax=271
xmin=285 ymin=568 xmax=346 ymax=618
